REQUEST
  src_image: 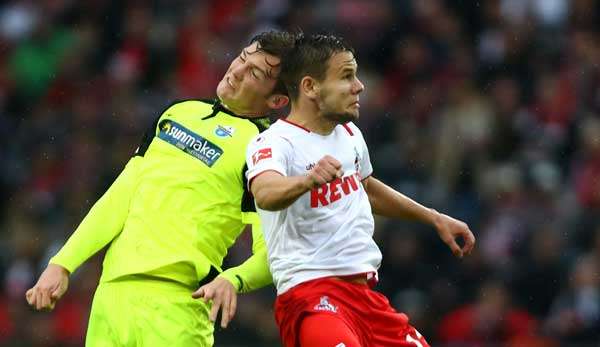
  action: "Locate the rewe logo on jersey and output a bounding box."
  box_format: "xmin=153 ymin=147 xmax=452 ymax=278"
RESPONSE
xmin=310 ymin=173 xmax=361 ymax=207
xmin=158 ymin=119 xmax=223 ymax=167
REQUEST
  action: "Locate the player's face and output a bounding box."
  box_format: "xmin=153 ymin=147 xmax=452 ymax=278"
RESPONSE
xmin=316 ymin=51 xmax=364 ymax=123
xmin=217 ymin=42 xmax=282 ymax=116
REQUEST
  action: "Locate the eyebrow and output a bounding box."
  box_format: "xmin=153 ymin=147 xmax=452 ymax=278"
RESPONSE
xmin=337 ymin=57 xmax=357 ymax=71
xmin=241 ymin=48 xmax=278 ymax=79
xmin=263 ymin=56 xmax=280 ymax=79
xmin=339 ymin=64 xmax=357 ymax=75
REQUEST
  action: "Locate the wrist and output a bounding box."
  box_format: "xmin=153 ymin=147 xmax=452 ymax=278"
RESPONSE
xmin=218 ymin=272 xmax=241 ymax=292
xmin=48 ymin=263 xmax=70 ymax=276
xmin=301 ymin=175 xmax=316 ymax=192
xmin=428 ymin=208 xmax=442 ymax=227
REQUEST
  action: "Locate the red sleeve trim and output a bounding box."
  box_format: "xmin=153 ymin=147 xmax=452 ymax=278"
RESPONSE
xmin=342 ymin=123 xmax=354 ymax=135
xmin=281 ymin=118 xmax=311 ymax=132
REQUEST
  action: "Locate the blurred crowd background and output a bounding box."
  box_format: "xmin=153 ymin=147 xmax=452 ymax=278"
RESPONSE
xmin=1 ymin=0 xmax=599 ymax=346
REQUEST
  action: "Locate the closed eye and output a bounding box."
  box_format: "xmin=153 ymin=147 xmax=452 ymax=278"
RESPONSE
xmin=252 ymin=68 xmax=265 ymax=79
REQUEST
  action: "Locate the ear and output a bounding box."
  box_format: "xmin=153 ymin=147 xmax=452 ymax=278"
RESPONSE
xmin=266 ymin=94 xmax=289 ymax=110
xmin=300 ymin=76 xmax=319 ymax=100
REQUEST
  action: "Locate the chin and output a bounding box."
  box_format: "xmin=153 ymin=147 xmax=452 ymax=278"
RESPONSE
xmin=217 ymin=86 xmax=235 ymax=105
xmin=324 ymin=112 xmax=358 ymax=124
xmin=216 ymin=81 xmax=227 ymax=99
xmin=342 ymin=111 xmax=359 ymax=123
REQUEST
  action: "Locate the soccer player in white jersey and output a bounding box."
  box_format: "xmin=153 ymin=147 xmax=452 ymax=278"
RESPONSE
xmin=245 ymin=34 xmax=476 ymax=347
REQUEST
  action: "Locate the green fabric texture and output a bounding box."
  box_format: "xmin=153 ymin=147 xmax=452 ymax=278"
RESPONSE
xmin=50 ymin=100 xmax=272 ymax=291
xmin=86 ymin=278 xmax=214 ymax=346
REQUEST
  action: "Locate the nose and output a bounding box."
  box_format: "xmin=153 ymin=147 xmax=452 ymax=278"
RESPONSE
xmin=231 ymin=62 xmax=245 ymax=81
xmin=353 ymin=78 xmax=364 ymax=94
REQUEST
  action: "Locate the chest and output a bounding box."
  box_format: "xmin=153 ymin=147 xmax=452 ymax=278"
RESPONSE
xmin=287 ymin=132 xmax=363 ymax=177
xmin=146 ymin=114 xmax=253 ymax=185
xmin=285 ymin=132 xmax=366 ymax=209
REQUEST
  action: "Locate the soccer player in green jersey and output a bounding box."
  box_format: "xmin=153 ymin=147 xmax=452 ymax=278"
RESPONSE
xmin=25 ymin=31 xmax=296 ymax=346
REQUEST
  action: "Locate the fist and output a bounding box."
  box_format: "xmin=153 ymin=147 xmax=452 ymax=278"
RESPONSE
xmin=305 ymin=155 xmax=343 ymax=189
xmin=25 ymin=264 xmax=69 ymax=311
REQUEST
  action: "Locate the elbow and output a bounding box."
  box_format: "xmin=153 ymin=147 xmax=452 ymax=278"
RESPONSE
xmin=254 ymin=193 xmax=278 ymax=211
xmin=256 ymin=195 xmax=288 ymax=211
xmin=256 ymin=200 xmax=280 ymax=211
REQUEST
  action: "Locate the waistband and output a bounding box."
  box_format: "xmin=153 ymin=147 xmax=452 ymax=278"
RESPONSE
xmin=331 ymin=271 xmax=379 ymax=288
xmin=102 ymin=274 xmax=196 ymax=294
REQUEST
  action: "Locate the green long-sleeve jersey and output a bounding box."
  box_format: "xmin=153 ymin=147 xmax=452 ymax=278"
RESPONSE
xmin=50 ymin=99 xmax=271 ymax=292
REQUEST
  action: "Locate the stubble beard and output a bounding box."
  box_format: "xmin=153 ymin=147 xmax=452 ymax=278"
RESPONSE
xmin=320 ymin=98 xmax=359 ymax=124
xmin=322 ymin=111 xmax=357 ymax=124
xmin=318 ymin=89 xmax=358 ymax=124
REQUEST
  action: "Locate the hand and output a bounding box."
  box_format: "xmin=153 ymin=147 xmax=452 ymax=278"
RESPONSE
xmin=432 ymin=212 xmax=475 ymax=258
xmin=304 ymin=155 xmax=344 ymax=190
xmin=192 ymin=276 xmax=237 ymax=328
xmin=25 ymin=264 xmax=70 ymax=311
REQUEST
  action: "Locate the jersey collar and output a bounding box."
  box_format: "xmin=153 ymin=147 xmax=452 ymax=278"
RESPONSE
xmin=212 ymin=99 xmax=269 ymax=120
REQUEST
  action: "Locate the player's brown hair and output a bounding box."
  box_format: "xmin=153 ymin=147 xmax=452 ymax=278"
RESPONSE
xmin=280 ymin=33 xmax=356 ymax=101
xmin=250 ymin=31 xmax=299 ymax=96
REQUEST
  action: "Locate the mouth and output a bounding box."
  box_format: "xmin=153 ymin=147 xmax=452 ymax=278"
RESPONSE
xmin=350 ymin=101 xmax=360 ymax=108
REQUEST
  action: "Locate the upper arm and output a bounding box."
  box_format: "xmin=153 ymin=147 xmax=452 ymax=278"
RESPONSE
xmin=359 ymin=140 xmax=373 ymax=179
xmin=135 ymin=100 xmax=196 ymax=157
xmin=361 ymin=175 xmax=372 ymax=193
xmin=245 ymin=132 xmax=291 ymax=191
xmin=250 ymin=219 xmax=267 ymax=254
xmin=135 ymin=116 xmax=160 ymax=157
xmin=348 ymin=123 xmax=373 ymax=179
xmin=250 ymin=170 xmax=285 ymax=196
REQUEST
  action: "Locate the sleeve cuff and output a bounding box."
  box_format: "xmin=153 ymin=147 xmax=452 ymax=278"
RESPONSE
xmin=218 ymin=271 xmax=243 ymax=293
xmin=48 ymin=256 xmax=75 ymax=275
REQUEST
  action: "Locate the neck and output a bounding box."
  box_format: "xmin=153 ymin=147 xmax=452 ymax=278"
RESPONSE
xmin=287 ymin=100 xmax=337 ymax=135
xmin=219 ymin=100 xmax=263 ymax=118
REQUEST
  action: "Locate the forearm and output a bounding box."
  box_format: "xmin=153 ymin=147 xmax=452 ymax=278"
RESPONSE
xmin=219 ymin=217 xmax=272 ymax=293
xmin=219 ymin=248 xmax=271 ymax=293
xmin=366 ymin=177 xmax=439 ymax=225
xmin=50 ymin=157 xmax=141 ymax=273
xmin=252 ymin=172 xmax=309 ymax=211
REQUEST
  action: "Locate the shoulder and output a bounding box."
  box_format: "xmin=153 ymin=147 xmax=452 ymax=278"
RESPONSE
xmin=248 ymin=122 xmax=293 ymax=151
xmin=263 ymin=121 xmax=295 ymax=144
xmin=339 ymin=122 xmax=368 ymax=143
xmin=160 ymin=99 xmax=215 ymax=117
xmin=246 ymin=117 xmax=271 ymax=133
xmin=340 ymin=122 xmax=364 ymax=136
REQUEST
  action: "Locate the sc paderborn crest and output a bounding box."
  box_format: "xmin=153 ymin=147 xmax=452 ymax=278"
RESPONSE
xmin=215 ymin=125 xmax=235 ymax=137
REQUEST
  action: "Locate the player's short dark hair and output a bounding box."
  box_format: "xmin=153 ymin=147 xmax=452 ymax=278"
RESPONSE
xmin=281 ymin=33 xmax=355 ymax=101
xmin=250 ymin=31 xmax=298 ymax=96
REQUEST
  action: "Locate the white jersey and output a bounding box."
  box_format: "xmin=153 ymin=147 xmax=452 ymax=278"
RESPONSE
xmin=246 ymin=119 xmax=382 ymax=294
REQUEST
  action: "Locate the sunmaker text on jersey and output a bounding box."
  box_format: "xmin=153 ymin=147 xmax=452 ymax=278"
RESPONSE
xmin=158 ymin=119 xmax=223 ymax=167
